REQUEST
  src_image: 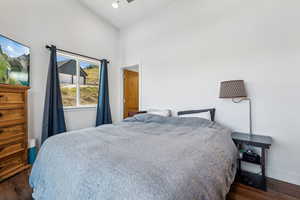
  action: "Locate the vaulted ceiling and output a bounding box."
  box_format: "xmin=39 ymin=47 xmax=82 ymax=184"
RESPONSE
xmin=79 ymin=0 xmax=175 ymax=28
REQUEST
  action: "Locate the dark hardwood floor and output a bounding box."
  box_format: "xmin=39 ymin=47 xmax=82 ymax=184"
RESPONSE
xmin=0 ymin=170 xmax=299 ymax=200
xmin=228 ymin=183 xmax=299 ymax=200
xmin=0 ymin=170 xmax=32 ymax=200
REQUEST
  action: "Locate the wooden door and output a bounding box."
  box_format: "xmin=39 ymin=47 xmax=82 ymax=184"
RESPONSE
xmin=123 ymin=70 xmax=139 ymax=118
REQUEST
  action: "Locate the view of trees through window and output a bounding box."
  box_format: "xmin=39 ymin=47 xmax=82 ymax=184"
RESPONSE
xmin=57 ymin=54 xmax=100 ymax=107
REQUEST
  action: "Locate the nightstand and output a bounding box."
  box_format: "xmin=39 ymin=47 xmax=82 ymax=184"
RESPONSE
xmin=232 ymin=132 xmax=272 ymax=191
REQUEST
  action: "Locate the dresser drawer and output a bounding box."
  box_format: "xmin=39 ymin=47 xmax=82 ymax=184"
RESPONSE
xmin=0 ymin=125 xmax=24 ymax=141
xmin=0 ymin=92 xmax=24 ymax=104
xmin=0 ymin=108 xmax=25 ymax=123
xmin=0 ymin=140 xmax=24 ymax=159
xmin=0 ymin=154 xmax=24 ymax=177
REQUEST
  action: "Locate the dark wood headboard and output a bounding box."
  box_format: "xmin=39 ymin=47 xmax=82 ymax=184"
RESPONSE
xmin=127 ymin=111 xmax=147 ymax=118
xmin=177 ymin=108 xmax=216 ymax=121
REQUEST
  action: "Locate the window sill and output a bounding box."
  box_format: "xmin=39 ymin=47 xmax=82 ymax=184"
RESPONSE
xmin=64 ymin=106 xmax=97 ymax=112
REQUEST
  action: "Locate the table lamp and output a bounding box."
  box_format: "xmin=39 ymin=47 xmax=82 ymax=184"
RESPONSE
xmin=219 ymin=80 xmax=253 ymax=137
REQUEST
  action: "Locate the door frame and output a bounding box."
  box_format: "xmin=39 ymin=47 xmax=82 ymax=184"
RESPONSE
xmin=119 ymin=64 xmax=142 ymax=120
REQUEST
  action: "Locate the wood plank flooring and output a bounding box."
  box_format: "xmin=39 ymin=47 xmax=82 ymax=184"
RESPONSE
xmin=228 ymin=183 xmax=299 ymax=200
xmin=0 ymin=170 xmax=299 ymax=200
xmin=0 ymin=170 xmax=32 ymax=200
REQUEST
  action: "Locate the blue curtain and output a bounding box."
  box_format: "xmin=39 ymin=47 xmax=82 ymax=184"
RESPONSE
xmin=41 ymin=45 xmax=66 ymax=144
xmin=96 ymin=59 xmax=112 ymax=126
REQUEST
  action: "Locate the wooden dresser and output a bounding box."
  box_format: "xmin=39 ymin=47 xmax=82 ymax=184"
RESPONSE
xmin=0 ymin=84 xmax=30 ymax=182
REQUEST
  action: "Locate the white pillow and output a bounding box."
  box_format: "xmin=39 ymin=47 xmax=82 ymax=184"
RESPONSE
xmin=147 ymin=109 xmax=172 ymax=117
xmin=178 ymin=112 xmax=211 ymax=120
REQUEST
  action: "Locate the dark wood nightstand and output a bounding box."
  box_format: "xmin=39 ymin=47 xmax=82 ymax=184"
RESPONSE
xmin=232 ymin=132 xmax=272 ymax=191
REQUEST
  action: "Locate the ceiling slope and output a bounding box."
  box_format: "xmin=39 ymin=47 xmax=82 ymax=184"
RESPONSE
xmin=79 ymin=0 xmax=175 ymax=28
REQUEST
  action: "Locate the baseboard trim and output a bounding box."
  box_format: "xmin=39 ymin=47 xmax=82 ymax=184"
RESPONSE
xmin=267 ymin=177 xmax=300 ymax=199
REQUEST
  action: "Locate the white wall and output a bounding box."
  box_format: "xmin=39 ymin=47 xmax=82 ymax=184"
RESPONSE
xmin=120 ymin=0 xmax=300 ymax=185
xmin=0 ymin=0 xmax=120 ymax=144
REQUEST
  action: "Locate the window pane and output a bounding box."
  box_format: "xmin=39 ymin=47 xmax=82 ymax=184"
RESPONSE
xmin=79 ymin=61 xmax=99 ymax=105
xmin=57 ymin=55 xmax=77 ymax=107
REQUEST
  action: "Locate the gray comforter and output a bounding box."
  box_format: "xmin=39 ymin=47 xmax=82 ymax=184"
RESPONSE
xmin=30 ymin=114 xmax=237 ymax=200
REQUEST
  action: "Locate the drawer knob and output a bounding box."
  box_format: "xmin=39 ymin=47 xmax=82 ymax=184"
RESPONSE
xmin=0 ymin=95 xmax=8 ymax=101
xmin=0 ymin=113 xmax=3 ymax=117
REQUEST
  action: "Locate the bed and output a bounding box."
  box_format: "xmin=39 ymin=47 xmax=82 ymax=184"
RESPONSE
xmin=30 ymin=109 xmax=237 ymax=200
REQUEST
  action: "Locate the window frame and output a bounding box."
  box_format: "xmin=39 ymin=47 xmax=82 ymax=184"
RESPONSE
xmin=57 ymin=51 xmax=101 ymax=110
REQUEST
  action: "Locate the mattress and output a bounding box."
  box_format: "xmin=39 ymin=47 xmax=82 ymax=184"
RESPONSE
xmin=30 ymin=114 xmax=237 ymax=200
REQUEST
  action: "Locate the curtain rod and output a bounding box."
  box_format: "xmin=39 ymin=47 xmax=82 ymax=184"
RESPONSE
xmin=45 ymin=45 xmax=110 ymax=63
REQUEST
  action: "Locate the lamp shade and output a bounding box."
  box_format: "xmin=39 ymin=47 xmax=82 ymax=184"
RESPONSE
xmin=219 ymin=80 xmax=247 ymax=98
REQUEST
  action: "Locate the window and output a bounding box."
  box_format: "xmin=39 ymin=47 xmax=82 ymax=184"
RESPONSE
xmin=57 ymin=53 xmax=100 ymax=108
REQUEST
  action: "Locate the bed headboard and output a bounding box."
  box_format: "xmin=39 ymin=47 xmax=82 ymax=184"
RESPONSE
xmin=177 ymin=108 xmax=216 ymax=122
